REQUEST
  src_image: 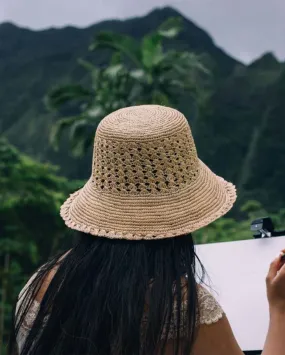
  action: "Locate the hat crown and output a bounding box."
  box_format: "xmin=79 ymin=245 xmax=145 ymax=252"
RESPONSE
xmin=92 ymin=105 xmax=199 ymax=195
xmin=61 ymin=105 xmax=236 ymax=239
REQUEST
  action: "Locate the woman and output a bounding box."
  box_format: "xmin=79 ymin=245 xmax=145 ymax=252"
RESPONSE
xmin=9 ymin=105 xmax=285 ymax=355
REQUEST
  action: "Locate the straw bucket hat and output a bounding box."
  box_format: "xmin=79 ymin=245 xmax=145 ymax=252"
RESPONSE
xmin=60 ymin=105 xmax=236 ymax=240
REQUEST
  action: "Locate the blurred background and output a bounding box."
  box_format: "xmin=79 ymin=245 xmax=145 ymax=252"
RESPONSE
xmin=1 ymin=1 xmax=285 ymax=352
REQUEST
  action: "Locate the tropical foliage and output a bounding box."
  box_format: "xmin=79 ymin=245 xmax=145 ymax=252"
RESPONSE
xmin=1 ymin=8 xmax=283 ymax=213
xmin=194 ymin=200 xmax=285 ymax=244
xmin=0 ymin=138 xmax=80 ymax=351
xmin=89 ymin=17 xmax=209 ymax=106
xmin=46 ymin=17 xmax=209 ymax=156
xmin=1 ymin=7 xmax=285 ymax=354
xmin=46 ymin=60 xmax=138 ymax=157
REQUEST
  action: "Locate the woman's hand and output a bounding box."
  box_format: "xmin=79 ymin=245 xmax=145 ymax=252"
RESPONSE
xmin=262 ymin=250 xmax=285 ymax=355
xmin=266 ymin=250 xmax=285 ymax=314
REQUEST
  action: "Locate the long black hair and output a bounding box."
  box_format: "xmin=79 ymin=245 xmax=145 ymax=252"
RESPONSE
xmin=9 ymin=232 xmax=206 ymax=355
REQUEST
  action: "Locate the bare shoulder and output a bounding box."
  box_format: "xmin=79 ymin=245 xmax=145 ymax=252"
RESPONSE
xmin=185 ymin=284 xmax=243 ymax=354
xmin=35 ymin=250 xmax=70 ymax=303
xmin=35 ymin=265 xmax=57 ymax=303
xmin=192 ymin=313 xmax=244 ymax=355
xmin=163 ymin=311 xmax=244 ymax=355
xmin=163 ymin=283 xmax=243 ymax=354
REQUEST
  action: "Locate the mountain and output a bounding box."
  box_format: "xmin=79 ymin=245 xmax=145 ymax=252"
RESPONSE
xmin=249 ymin=52 xmax=281 ymax=70
xmin=194 ymin=54 xmax=285 ymax=212
xmin=0 ymin=6 xmax=241 ymax=179
xmin=0 ymin=6 xmax=285 ymax=213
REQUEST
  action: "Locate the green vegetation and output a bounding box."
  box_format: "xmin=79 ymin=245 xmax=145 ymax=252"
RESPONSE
xmin=1 ymin=7 xmax=284 ymax=210
xmin=194 ymin=200 xmax=285 ymax=244
xmin=0 ymin=7 xmax=238 ymax=179
xmin=1 ymin=6 xmax=285 ymax=353
xmin=0 ymin=139 xmax=80 ymax=350
xmin=46 ymin=17 xmax=208 ymax=156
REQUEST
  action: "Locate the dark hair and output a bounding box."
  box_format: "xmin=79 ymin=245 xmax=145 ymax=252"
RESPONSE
xmin=9 ymin=232 xmax=206 ymax=355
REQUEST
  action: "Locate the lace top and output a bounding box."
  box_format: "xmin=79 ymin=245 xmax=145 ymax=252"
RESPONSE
xmin=16 ymin=276 xmax=224 ymax=353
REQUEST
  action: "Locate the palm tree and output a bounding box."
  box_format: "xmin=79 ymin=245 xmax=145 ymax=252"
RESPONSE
xmin=90 ymin=17 xmax=209 ymax=106
xmin=46 ymin=59 xmax=138 ymax=156
xmin=46 ymin=17 xmax=209 ymax=156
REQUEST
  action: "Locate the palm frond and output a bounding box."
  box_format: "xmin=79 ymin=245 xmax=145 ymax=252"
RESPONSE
xmin=151 ymin=91 xmax=171 ymax=106
xmin=111 ymin=52 xmax=122 ymax=65
xmin=158 ymin=17 xmax=183 ymax=38
xmin=69 ymin=119 xmax=95 ymax=157
xmin=50 ymin=116 xmax=84 ymax=150
xmin=77 ymin=58 xmax=97 ymax=72
xmin=46 ymin=84 xmax=93 ymax=111
xmin=141 ymin=33 xmax=164 ymax=69
xmin=90 ymin=31 xmax=141 ymax=67
xmin=104 ymin=64 xmax=125 ymax=79
xmin=85 ymin=106 xmax=105 ymax=122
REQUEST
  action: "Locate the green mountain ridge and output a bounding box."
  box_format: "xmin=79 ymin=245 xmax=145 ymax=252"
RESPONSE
xmin=0 ymin=7 xmax=240 ymax=74
xmin=249 ymin=52 xmax=281 ymax=70
xmin=0 ymin=7 xmax=240 ymax=176
xmin=0 ymin=6 xmax=285 ymax=213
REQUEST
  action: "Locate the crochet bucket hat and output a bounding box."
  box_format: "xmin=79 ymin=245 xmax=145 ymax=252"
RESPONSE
xmin=60 ymin=105 xmax=236 ymax=240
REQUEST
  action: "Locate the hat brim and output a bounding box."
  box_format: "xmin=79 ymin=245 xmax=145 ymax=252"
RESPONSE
xmin=60 ymin=160 xmax=237 ymax=240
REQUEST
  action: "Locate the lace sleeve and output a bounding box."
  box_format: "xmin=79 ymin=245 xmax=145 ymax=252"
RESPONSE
xmin=158 ymin=284 xmax=224 ymax=339
xmin=15 ymin=272 xmax=41 ymax=353
xmin=15 ymin=261 xmax=62 ymax=352
xmin=16 ymin=300 xmax=40 ymax=352
xmin=197 ymin=285 xmax=224 ymax=325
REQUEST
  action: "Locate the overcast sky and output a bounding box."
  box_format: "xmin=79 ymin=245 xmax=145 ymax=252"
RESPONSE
xmin=1 ymin=0 xmax=285 ymax=64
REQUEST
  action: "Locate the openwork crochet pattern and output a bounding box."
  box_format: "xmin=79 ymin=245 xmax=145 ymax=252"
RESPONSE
xmin=60 ymin=105 xmax=237 ymax=240
xmin=93 ymin=130 xmax=199 ymax=195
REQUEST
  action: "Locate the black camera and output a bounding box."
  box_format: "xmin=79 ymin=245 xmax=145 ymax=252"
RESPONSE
xmin=250 ymin=217 xmax=274 ymax=238
xmin=250 ymin=217 xmax=285 ymax=238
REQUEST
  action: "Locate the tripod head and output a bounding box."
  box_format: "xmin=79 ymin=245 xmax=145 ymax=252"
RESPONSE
xmin=251 ymin=217 xmax=285 ymax=238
